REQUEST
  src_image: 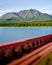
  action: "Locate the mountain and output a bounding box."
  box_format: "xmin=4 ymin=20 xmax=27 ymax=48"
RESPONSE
xmin=0 ymin=9 xmax=52 ymax=22
xmin=18 ymin=9 xmax=52 ymax=21
xmin=0 ymin=12 xmax=23 ymax=22
xmin=51 ymin=14 xmax=52 ymax=16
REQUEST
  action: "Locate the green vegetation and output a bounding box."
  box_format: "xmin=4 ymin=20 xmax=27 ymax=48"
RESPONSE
xmin=0 ymin=21 xmax=52 ymax=27
xmin=38 ymin=52 xmax=52 ymax=65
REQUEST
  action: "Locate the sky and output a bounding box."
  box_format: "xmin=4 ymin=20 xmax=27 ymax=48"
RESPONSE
xmin=0 ymin=0 xmax=52 ymax=16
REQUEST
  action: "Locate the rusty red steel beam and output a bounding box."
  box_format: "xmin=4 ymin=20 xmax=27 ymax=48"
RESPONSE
xmin=7 ymin=42 xmax=52 ymax=65
xmin=20 ymin=43 xmax=52 ymax=65
xmin=19 ymin=43 xmax=51 ymax=65
xmin=0 ymin=34 xmax=52 ymax=65
xmin=32 ymin=45 xmax=52 ymax=65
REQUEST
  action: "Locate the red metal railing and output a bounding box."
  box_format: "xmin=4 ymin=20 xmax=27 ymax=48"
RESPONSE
xmin=0 ymin=34 xmax=52 ymax=65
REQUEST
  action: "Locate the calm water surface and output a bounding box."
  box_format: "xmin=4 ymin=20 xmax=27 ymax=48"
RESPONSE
xmin=0 ymin=27 xmax=52 ymax=44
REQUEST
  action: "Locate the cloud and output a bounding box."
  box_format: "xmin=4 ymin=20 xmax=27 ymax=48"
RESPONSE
xmin=0 ymin=9 xmax=18 ymax=16
xmin=0 ymin=10 xmax=11 ymax=16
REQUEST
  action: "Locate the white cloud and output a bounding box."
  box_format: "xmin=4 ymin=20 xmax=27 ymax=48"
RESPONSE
xmin=0 ymin=10 xmax=11 ymax=16
xmin=0 ymin=9 xmax=18 ymax=16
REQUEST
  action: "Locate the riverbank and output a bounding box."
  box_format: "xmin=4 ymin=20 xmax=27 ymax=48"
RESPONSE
xmin=38 ymin=52 xmax=52 ymax=65
xmin=0 ymin=21 xmax=52 ymax=27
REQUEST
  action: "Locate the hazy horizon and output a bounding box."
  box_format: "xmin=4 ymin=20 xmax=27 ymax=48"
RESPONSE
xmin=0 ymin=0 xmax=52 ymax=16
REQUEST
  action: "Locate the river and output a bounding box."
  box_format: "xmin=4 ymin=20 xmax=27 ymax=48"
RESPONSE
xmin=0 ymin=27 xmax=52 ymax=44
